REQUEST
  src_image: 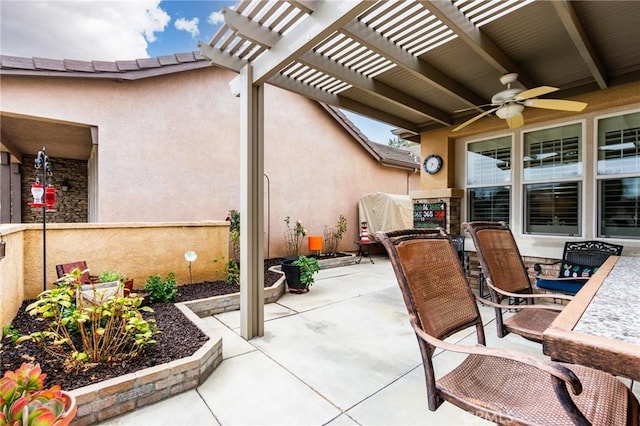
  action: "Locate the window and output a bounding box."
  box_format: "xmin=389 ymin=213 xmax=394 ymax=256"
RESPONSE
xmin=523 ymin=123 xmax=582 ymax=235
xmin=597 ymin=111 xmax=640 ymax=238
xmin=467 ymin=136 xmax=511 ymax=223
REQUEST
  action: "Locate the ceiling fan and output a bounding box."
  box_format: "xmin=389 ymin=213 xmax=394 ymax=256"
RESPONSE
xmin=452 ymin=73 xmax=588 ymax=132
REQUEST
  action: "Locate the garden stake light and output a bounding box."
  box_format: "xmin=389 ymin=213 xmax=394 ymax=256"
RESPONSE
xmin=185 ymin=250 xmax=197 ymax=285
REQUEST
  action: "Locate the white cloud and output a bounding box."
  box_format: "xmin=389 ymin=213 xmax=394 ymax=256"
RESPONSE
xmin=175 ymin=17 xmax=199 ymax=38
xmin=0 ymin=1 xmax=170 ymax=61
xmin=208 ymin=11 xmax=224 ymax=26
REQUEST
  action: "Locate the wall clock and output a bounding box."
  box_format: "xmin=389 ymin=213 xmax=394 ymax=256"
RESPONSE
xmin=423 ymin=154 xmax=443 ymax=174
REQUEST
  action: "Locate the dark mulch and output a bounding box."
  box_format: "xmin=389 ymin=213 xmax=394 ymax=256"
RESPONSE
xmin=0 ymin=259 xmax=284 ymax=390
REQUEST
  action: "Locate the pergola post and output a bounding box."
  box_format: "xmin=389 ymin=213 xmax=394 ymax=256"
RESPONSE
xmin=239 ymin=64 xmax=265 ymax=339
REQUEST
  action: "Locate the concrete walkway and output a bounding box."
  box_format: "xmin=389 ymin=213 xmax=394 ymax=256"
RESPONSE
xmin=99 ymin=257 xmax=638 ymax=426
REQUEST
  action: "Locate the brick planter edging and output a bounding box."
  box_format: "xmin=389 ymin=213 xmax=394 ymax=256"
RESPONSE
xmin=183 ymin=253 xmax=357 ymax=317
xmin=69 ymin=304 xmax=223 ymax=426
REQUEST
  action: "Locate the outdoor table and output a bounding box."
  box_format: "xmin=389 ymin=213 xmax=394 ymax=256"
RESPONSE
xmin=543 ymin=256 xmax=640 ymax=381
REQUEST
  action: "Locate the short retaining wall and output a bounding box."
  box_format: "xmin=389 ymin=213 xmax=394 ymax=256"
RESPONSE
xmin=183 ymin=254 xmax=357 ymax=317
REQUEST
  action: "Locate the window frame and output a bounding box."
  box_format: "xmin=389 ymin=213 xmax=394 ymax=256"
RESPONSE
xmin=465 ymin=134 xmax=513 ymax=224
xmin=594 ymin=108 xmax=640 ymax=239
xmin=521 ymin=120 xmax=586 ymax=237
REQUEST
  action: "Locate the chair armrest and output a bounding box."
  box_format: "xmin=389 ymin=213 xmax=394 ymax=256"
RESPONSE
xmin=533 ymin=260 xmax=562 ymax=276
xmin=487 ymin=281 xmax=573 ymax=302
xmin=473 ymin=293 xmax=565 ymax=311
xmin=411 ymin=320 xmax=583 ymax=395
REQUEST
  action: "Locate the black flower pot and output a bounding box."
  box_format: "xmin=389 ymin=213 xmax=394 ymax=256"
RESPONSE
xmin=281 ymin=258 xmax=308 ymax=293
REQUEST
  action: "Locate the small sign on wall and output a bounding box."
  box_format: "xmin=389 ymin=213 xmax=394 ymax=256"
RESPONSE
xmin=413 ymin=200 xmax=446 ymax=229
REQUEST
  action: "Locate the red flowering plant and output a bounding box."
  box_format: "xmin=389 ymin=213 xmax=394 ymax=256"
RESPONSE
xmin=0 ymin=362 xmax=74 ymax=425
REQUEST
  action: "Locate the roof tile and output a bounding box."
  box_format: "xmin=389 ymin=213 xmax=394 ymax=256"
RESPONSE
xmin=33 ymin=57 xmax=66 ymax=71
xmin=64 ymin=59 xmax=94 ymax=72
xmin=116 ymin=60 xmax=139 ymax=71
xmin=137 ymin=57 xmax=161 ymax=69
xmin=91 ymin=61 xmax=120 ymax=72
xmin=1 ymin=55 xmax=35 ymax=70
xmin=158 ymin=55 xmax=179 ymax=66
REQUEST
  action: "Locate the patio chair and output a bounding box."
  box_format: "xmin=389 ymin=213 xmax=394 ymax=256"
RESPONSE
xmin=462 ymin=221 xmax=572 ymax=342
xmin=534 ymin=240 xmax=623 ymax=295
xmin=376 ymin=228 xmax=639 ymax=425
xmin=55 ymin=260 xmax=98 ymax=284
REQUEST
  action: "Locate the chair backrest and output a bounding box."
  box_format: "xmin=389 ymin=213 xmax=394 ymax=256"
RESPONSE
xmin=463 ymin=221 xmax=532 ymax=295
xmin=558 ymin=240 xmax=623 ymax=278
xmin=377 ymin=228 xmax=485 ymax=411
xmin=56 ymin=260 xmax=91 ymax=284
xmin=377 ymin=229 xmax=483 ymax=343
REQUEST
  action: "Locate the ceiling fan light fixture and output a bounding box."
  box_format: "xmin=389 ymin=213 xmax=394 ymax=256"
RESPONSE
xmin=495 ymin=104 xmax=524 ymax=119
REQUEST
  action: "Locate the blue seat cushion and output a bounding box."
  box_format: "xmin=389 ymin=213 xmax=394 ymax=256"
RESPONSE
xmin=536 ymin=279 xmax=585 ymax=295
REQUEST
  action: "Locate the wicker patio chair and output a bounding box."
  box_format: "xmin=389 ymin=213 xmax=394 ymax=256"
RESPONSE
xmin=376 ymin=228 xmax=639 ymax=425
xmin=534 ymin=240 xmax=624 ymax=295
xmin=462 ymin=221 xmax=572 ymax=342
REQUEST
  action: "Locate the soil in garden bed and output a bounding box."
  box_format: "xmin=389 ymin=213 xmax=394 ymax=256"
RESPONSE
xmin=0 ymin=259 xmax=284 ymax=391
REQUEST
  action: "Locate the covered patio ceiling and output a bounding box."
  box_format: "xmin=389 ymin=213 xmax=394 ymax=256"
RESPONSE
xmin=198 ymin=0 xmax=640 ymax=135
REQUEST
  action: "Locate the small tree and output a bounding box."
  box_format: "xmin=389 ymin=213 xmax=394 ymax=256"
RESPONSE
xmin=324 ymin=214 xmax=348 ymax=255
xmin=284 ymin=216 xmax=306 ymax=256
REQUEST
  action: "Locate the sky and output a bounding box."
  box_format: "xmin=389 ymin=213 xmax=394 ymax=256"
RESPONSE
xmin=0 ymin=0 xmax=397 ymax=144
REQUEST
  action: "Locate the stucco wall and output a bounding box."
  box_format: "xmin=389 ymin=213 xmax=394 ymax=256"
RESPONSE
xmin=0 ymin=226 xmax=25 ymax=328
xmin=0 ymin=222 xmax=228 ymax=327
xmin=1 ymin=67 xmax=418 ymax=256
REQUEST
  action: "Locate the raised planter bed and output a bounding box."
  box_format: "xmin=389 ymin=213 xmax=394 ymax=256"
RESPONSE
xmin=70 ymin=304 xmax=222 ymax=426
xmin=184 ymin=253 xmax=356 ymax=317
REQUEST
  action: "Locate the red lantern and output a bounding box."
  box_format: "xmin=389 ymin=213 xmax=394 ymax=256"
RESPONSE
xmin=45 ymin=186 xmax=56 ymax=212
xmin=29 ymin=183 xmax=44 ymax=207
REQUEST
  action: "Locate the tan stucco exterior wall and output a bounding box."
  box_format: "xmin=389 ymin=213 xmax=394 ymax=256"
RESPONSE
xmin=0 ymin=67 xmax=419 ymax=257
xmin=0 ymin=222 xmax=228 ymax=326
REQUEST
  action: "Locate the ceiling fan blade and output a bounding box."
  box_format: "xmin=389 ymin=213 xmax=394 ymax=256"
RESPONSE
xmin=506 ymin=113 xmax=524 ymax=129
xmin=454 ymin=103 xmax=493 ymax=113
xmin=525 ymin=98 xmax=588 ymax=112
xmin=452 ymin=107 xmax=498 ymax=132
xmin=516 ymin=86 xmax=558 ymax=100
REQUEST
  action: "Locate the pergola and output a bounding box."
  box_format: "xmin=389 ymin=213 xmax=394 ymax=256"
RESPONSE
xmin=197 ymin=0 xmax=640 ymax=338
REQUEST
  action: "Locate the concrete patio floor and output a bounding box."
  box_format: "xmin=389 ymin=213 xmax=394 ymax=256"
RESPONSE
xmin=99 ymin=256 xmax=639 ymax=426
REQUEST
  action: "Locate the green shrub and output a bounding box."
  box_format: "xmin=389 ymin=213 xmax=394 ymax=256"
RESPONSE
xmin=144 ymin=272 xmax=179 ymax=303
xmin=294 ymin=255 xmax=320 ymax=287
xmin=19 ymin=272 xmax=157 ymax=365
xmin=2 ymin=324 xmax=20 ymax=346
xmin=98 ymin=270 xmax=125 ymax=283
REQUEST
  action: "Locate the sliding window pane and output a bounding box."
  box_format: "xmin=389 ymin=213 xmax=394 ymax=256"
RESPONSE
xmin=524 ymin=182 xmax=580 ymax=235
xmin=597 ymin=112 xmax=640 ymax=175
xmin=468 ymin=186 xmax=510 ymax=223
xmin=467 ymin=137 xmax=511 ymax=185
xmin=523 ymin=123 xmax=582 ymax=181
xmin=599 ymin=177 xmax=640 ymax=238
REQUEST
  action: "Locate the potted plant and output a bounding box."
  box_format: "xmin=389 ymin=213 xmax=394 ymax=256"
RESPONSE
xmin=281 ymin=255 xmax=320 ymax=293
xmin=0 ymin=362 xmax=77 ymax=426
xmin=98 ymin=270 xmax=134 ymax=296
